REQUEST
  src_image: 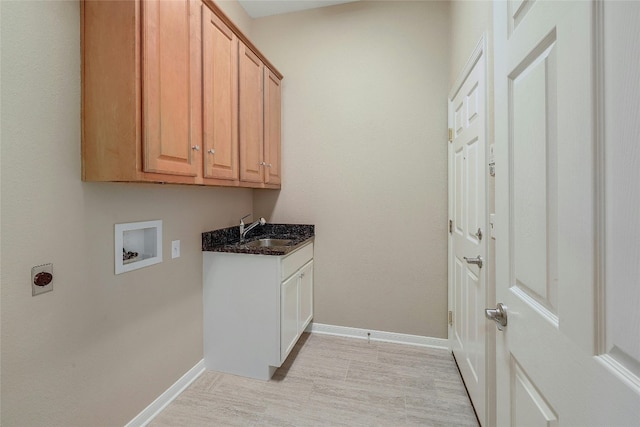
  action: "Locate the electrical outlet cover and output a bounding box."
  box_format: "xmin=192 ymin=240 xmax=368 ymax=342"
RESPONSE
xmin=31 ymin=263 xmax=53 ymax=296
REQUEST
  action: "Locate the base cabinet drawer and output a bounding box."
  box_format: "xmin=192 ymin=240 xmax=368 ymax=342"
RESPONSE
xmin=281 ymin=242 xmax=313 ymax=280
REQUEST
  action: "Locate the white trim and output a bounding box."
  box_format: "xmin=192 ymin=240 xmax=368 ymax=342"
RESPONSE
xmin=593 ymin=0 xmax=607 ymax=356
xmin=306 ymin=323 xmax=448 ymax=350
xmin=125 ymin=359 xmax=205 ymax=427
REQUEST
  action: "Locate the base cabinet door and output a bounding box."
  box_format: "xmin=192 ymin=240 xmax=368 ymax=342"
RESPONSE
xmin=298 ymin=260 xmax=313 ymax=331
xmin=280 ymin=273 xmax=298 ymax=362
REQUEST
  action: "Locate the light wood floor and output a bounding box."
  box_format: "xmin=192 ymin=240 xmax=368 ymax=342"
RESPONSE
xmin=150 ymin=333 xmax=479 ymax=426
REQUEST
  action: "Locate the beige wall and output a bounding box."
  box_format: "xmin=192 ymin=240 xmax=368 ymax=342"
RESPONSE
xmin=0 ymin=1 xmax=252 ymax=425
xmin=252 ymin=1 xmax=451 ymax=338
xmin=214 ymin=0 xmax=253 ymax=36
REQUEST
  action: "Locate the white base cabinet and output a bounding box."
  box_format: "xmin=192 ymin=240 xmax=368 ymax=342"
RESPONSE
xmin=203 ymin=241 xmax=313 ymax=380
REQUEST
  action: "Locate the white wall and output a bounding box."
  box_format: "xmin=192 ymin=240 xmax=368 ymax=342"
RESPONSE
xmin=252 ymin=0 xmax=451 ymax=338
xmin=0 ymin=1 xmax=252 ymax=425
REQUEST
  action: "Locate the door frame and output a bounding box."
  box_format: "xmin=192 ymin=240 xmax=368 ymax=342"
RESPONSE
xmin=447 ymin=33 xmax=495 ymax=427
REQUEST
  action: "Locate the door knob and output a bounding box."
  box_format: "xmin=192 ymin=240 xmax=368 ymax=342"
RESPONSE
xmin=485 ymin=303 xmax=507 ymax=331
xmin=464 ymin=256 xmax=483 ymax=268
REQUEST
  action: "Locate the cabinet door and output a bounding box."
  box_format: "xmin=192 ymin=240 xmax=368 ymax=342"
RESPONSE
xmin=264 ymin=68 xmax=282 ymax=185
xmin=281 ymin=273 xmax=298 ymax=362
xmin=202 ymin=7 xmax=238 ymax=180
xmin=142 ymin=0 xmax=199 ymax=176
xmin=298 ymin=260 xmax=313 ymax=333
xmin=239 ymin=43 xmax=264 ymax=183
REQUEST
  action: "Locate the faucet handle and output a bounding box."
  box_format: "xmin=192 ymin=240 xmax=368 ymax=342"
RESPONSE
xmin=240 ymin=213 xmax=251 ymax=225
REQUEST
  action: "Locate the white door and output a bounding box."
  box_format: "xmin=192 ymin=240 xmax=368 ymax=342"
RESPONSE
xmin=448 ymin=38 xmax=487 ymax=425
xmin=493 ymin=1 xmax=640 ymax=426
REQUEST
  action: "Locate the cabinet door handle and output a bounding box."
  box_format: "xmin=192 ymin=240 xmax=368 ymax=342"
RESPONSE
xmin=207 ymin=149 xmax=215 ymax=155
xmin=266 ymin=163 xmax=272 ymax=168
xmin=192 ymin=145 xmax=200 ymax=151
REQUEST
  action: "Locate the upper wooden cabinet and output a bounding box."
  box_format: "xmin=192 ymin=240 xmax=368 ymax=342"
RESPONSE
xmin=239 ymin=43 xmax=265 ymax=184
xmin=142 ymin=0 xmax=200 ymax=177
xmin=264 ymin=68 xmax=282 ymax=185
xmin=202 ymin=6 xmax=238 ymax=181
xmin=81 ymin=0 xmax=282 ymax=189
xmin=238 ymin=44 xmax=283 ymax=186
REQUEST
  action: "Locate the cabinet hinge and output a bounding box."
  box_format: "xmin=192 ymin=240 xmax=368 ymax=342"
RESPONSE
xmin=448 ymin=128 xmax=453 ymax=142
xmin=449 ymin=219 xmax=453 ymax=233
xmin=448 ymin=310 xmax=454 ymax=326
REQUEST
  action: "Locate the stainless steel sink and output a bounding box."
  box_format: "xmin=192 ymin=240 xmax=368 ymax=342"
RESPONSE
xmin=245 ymin=238 xmax=293 ymax=248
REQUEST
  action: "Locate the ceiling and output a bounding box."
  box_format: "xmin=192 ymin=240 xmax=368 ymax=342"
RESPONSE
xmin=237 ymin=0 xmax=360 ymax=18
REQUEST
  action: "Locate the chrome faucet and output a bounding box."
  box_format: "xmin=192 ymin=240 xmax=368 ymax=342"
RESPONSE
xmin=239 ymin=214 xmax=266 ymax=242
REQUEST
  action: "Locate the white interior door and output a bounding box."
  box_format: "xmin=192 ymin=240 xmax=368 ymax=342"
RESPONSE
xmin=494 ymin=1 xmax=640 ymax=426
xmin=448 ymin=38 xmax=487 ymax=426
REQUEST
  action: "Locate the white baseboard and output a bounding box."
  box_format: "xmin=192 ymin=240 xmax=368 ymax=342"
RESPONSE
xmin=125 ymin=359 xmax=205 ymax=427
xmin=306 ymin=322 xmax=448 ymax=350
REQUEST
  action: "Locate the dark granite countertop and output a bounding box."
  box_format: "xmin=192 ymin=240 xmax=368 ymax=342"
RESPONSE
xmin=202 ymin=223 xmax=314 ymax=256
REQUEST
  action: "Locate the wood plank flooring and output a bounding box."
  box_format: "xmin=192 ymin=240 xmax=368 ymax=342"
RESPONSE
xmin=150 ymin=333 xmax=479 ymax=426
